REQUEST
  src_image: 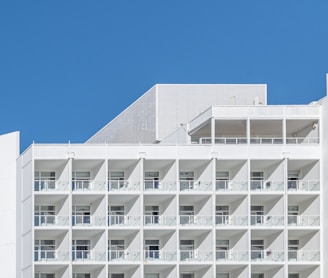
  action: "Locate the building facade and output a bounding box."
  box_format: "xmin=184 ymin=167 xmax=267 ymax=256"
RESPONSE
xmin=7 ymin=79 xmax=328 ymax=277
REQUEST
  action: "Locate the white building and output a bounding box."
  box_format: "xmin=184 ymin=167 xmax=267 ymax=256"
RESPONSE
xmin=3 ymin=78 xmax=328 ymax=278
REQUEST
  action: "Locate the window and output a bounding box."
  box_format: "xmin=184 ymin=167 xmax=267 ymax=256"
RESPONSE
xmin=180 ymin=205 xmax=194 ymax=224
xmin=144 ymin=171 xmax=159 ymax=190
xmin=109 ymin=172 xmax=125 ymax=190
xmin=34 ymin=205 xmax=55 ymax=226
xmin=251 ymin=274 xmax=264 ymax=278
xmin=251 ymin=205 xmax=264 ymax=225
xmin=34 ymin=171 xmax=55 ymax=191
xmin=216 ymin=205 xmax=229 ymax=224
xmin=72 ymin=240 xmax=90 ymax=260
xmin=72 ymin=206 xmax=90 ymax=225
xmin=180 ymin=240 xmax=194 ymax=260
xmin=145 ymin=239 xmax=160 ymax=259
xmin=180 ymin=274 xmax=194 ymax=278
xmin=288 ymin=274 xmax=299 ymax=278
xmin=109 ymin=240 xmax=125 ymax=260
xmin=35 ymin=274 xmax=55 ymax=278
xmin=145 ymin=206 xmax=159 ymax=225
xmin=34 ymin=240 xmax=55 ymax=261
xmin=251 ymin=240 xmax=264 ymax=260
xmin=216 ymin=171 xmax=229 ymax=190
xmin=288 ymin=171 xmax=299 ymax=190
xmin=179 ymin=171 xmax=194 ymax=190
xmin=216 ymin=240 xmax=229 ymax=259
xmin=217 ymin=274 xmax=229 ymax=278
xmin=109 ymin=206 xmax=125 ymax=225
xmin=288 ymin=240 xmax=299 ymax=261
xmin=145 ymin=273 xmax=160 ymax=278
xmin=111 ymin=274 xmax=124 ymax=278
xmin=288 ymin=205 xmax=299 ymax=225
xmin=72 ymin=171 xmax=90 ymax=190
xmin=251 ymin=171 xmax=264 ymax=190
xmin=73 ymin=274 xmax=91 ymax=278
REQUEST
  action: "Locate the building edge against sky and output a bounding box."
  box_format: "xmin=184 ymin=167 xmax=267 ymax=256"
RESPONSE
xmin=1 ymin=74 xmax=328 ymax=277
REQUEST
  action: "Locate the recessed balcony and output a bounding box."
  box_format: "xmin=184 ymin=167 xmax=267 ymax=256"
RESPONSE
xmin=34 ymin=215 xmax=69 ymax=227
xmin=251 ymin=215 xmax=284 ymax=226
xmin=179 ymin=215 xmax=212 ymax=226
xmin=72 ymin=180 xmax=107 ymax=191
xmin=34 ymin=250 xmax=69 ymax=262
xmin=108 ymin=215 xmax=141 ymax=226
xmin=144 ymin=250 xmax=177 ymax=262
xmin=180 ymin=250 xmax=213 ymax=262
xmin=288 ymin=215 xmax=320 ymax=226
xmin=107 ymin=250 xmax=141 ymax=262
xmin=143 ymin=180 xmax=177 ymax=191
xmin=287 ymin=180 xmax=320 ymax=191
xmin=250 ymin=180 xmax=284 ymax=191
xmin=288 ymin=250 xmax=320 ymax=262
xmin=34 ymin=180 xmax=69 ymax=192
xmin=216 ymin=250 xmax=248 ymax=262
xmin=251 ymin=250 xmax=284 ymax=262
xmin=179 ymin=181 xmax=212 ymax=191
xmin=108 ymin=180 xmax=140 ymax=191
xmin=216 ymin=180 xmax=248 ymax=191
xmin=72 ymin=250 xmax=107 ymax=261
xmin=72 ymin=215 xmax=106 ymax=226
xmin=144 ymin=215 xmax=177 ymax=226
xmin=216 ymin=215 xmax=248 ymax=226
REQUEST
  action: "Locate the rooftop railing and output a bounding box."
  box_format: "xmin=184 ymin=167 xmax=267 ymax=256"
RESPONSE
xmin=179 ymin=181 xmax=212 ymax=191
xmin=216 ymin=180 xmax=248 ymax=191
xmin=108 ymin=215 xmax=141 ymax=226
xmin=250 ymin=137 xmax=283 ymax=144
xmin=251 ymin=250 xmax=284 ymax=262
xmin=251 ymin=215 xmax=284 ymax=226
xmin=216 ymin=250 xmax=248 ymax=261
xmin=34 ymin=180 xmax=69 ymax=191
xmin=34 ymin=215 xmax=69 ymax=226
xmin=250 ymin=180 xmax=284 ymax=191
xmin=286 ymin=137 xmax=320 ymax=144
xmin=288 ymin=250 xmax=320 ymax=262
xmin=288 ymin=215 xmax=320 ymax=226
xmin=287 ymin=180 xmax=320 ymax=191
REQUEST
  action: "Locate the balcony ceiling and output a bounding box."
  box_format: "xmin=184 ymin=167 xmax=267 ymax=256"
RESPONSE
xmin=144 ymin=230 xmax=174 ymax=237
xmin=251 ymin=230 xmax=283 ymax=237
xmin=72 ymin=265 xmax=104 ymax=272
xmin=144 ymin=159 xmax=175 ymax=169
xmin=251 ymin=265 xmax=283 ymax=272
xmin=286 ymin=119 xmax=318 ymax=135
xmin=216 ymin=194 xmax=246 ymax=203
xmin=35 ymin=265 xmax=68 ymax=272
xmin=108 ymin=159 xmax=138 ymax=169
xmin=179 ymin=265 xmax=210 ymax=272
xmin=251 ymin=159 xmax=282 ymax=169
xmin=216 ymin=229 xmax=247 ymax=237
xmin=288 ymin=194 xmax=318 ymax=203
xmin=144 ymin=265 xmax=175 ymax=272
xmin=35 ymin=159 xmax=67 ymax=169
xmin=144 ymin=194 xmax=174 ymax=203
xmin=108 ymin=194 xmax=139 ymax=203
xmin=179 ymin=159 xmax=210 ymax=169
xmin=288 ymin=159 xmax=318 ymax=170
xmin=72 ymin=194 xmax=103 ymax=203
xmin=35 ymin=194 xmax=67 ymax=204
xmin=35 ymin=229 xmax=67 ymax=238
xmin=216 ymin=159 xmax=247 ymax=170
xmin=72 ymin=159 xmax=104 ymax=169
xmin=107 ymin=230 xmax=138 ymax=237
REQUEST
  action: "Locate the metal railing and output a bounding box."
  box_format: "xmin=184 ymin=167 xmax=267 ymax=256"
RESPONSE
xmin=72 ymin=180 xmax=106 ymax=191
xmin=288 ymin=215 xmax=320 ymax=226
xmin=72 ymin=215 xmax=106 ymax=226
xmin=34 ymin=215 xmax=69 ymax=226
xmin=286 ymin=137 xmax=319 ymax=144
xmin=72 ymin=250 xmax=106 ymax=261
xmin=251 ymin=250 xmax=284 ymax=262
xmin=34 ymin=250 xmax=69 ymax=262
xmin=179 ymin=181 xmax=212 ymax=191
xmin=34 ymin=180 xmax=69 ymax=191
xmin=180 ymin=250 xmax=213 ymax=261
xmin=216 ymin=215 xmax=248 ymax=226
xmin=144 ymin=250 xmax=177 ymax=261
xmin=108 ymin=180 xmax=140 ymax=191
xmin=216 ymin=180 xmax=248 ymax=191
xmin=287 ymin=180 xmax=320 ymax=191
xmin=108 ymin=250 xmax=141 ymax=262
xmin=250 ymin=137 xmax=283 ymax=144
xmin=251 ymin=215 xmax=284 ymax=226
xmin=179 ymin=215 xmax=212 ymax=226
xmin=216 ymin=250 xmax=248 ymax=261
xmin=250 ymin=180 xmax=284 ymax=191
xmin=144 ymin=215 xmax=176 ymax=226
xmin=144 ymin=180 xmax=177 ymax=191
xmin=288 ymin=250 xmax=320 ymax=262
xmin=108 ymin=215 xmax=141 ymax=226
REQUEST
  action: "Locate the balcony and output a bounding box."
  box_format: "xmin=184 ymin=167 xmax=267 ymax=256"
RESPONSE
xmin=108 ymin=215 xmax=141 ymax=226
xmin=251 ymin=215 xmax=284 ymax=226
xmin=288 ymin=250 xmax=320 ymax=262
xmin=250 ymin=137 xmax=283 ymax=144
xmin=143 ymin=180 xmax=177 ymax=191
xmin=216 ymin=250 xmax=248 ymax=262
xmin=108 ymin=250 xmax=141 ymax=262
xmin=72 ymin=215 xmax=106 ymax=226
xmin=288 ymin=215 xmax=320 ymax=226
xmin=216 ymin=215 xmax=248 ymax=226
xmin=108 ymin=180 xmax=140 ymax=191
xmin=179 ymin=215 xmax=212 ymax=226
xmin=144 ymin=215 xmax=176 ymax=226
xmin=34 ymin=215 xmax=69 ymax=226
xmin=179 ymin=181 xmax=212 ymax=191
xmin=72 ymin=250 xmax=106 ymax=261
xmin=72 ymin=180 xmax=106 ymax=191
xmin=180 ymin=250 xmax=213 ymax=261
xmin=250 ymin=180 xmax=284 ymax=191
xmin=286 ymin=137 xmax=320 ymax=144
xmin=34 ymin=180 xmax=69 ymax=192
xmin=144 ymin=250 xmax=177 ymax=262
xmin=34 ymin=250 xmax=69 ymax=262
xmin=251 ymin=250 xmax=284 ymax=262
xmin=287 ymin=180 xmax=320 ymax=191
xmin=216 ymin=180 xmax=248 ymax=191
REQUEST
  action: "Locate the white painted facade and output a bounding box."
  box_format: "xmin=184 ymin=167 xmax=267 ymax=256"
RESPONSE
xmin=2 ymin=79 xmax=328 ymax=277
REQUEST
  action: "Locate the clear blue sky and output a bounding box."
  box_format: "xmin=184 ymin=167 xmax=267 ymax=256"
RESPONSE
xmin=1 ymin=1 xmax=328 ymax=151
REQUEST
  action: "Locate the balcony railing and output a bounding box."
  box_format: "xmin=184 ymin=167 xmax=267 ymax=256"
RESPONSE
xmin=144 ymin=215 xmax=176 ymax=226
xmin=108 ymin=250 xmax=141 ymax=262
xmin=179 ymin=215 xmax=212 ymax=226
xmin=34 ymin=250 xmax=69 ymax=262
xmin=179 ymin=181 xmax=212 ymax=191
xmin=216 ymin=180 xmax=248 ymax=191
xmin=250 ymin=180 xmax=284 ymax=191
xmin=287 ymin=180 xmax=320 ymax=191
xmin=108 ymin=215 xmax=141 ymax=226
xmin=251 ymin=215 xmax=284 ymax=226
xmin=72 ymin=215 xmax=106 ymax=226
xmin=34 ymin=215 xmax=69 ymax=226
xmin=144 ymin=250 xmax=177 ymax=261
xmin=251 ymin=250 xmax=284 ymax=262
xmin=286 ymin=137 xmax=320 ymax=144
xmin=250 ymin=137 xmax=283 ymax=144
xmin=72 ymin=180 xmax=106 ymax=191
xmin=216 ymin=215 xmax=248 ymax=226
xmin=108 ymin=180 xmax=140 ymax=191
xmin=180 ymin=250 xmax=213 ymax=261
xmin=288 ymin=250 xmax=320 ymax=262
xmin=216 ymin=250 xmax=248 ymax=261
xmin=34 ymin=180 xmax=69 ymax=191
xmin=144 ymin=180 xmax=177 ymax=191
xmin=288 ymin=215 xmax=320 ymax=226
xmin=72 ymin=250 xmax=106 ymax=261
